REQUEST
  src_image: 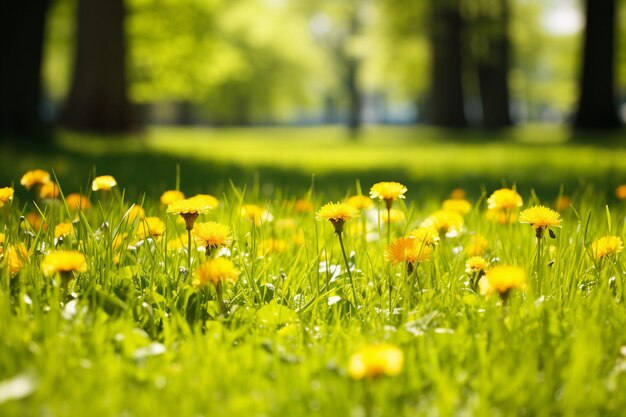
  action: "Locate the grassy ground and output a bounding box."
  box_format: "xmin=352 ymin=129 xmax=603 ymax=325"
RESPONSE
xmin=1 ymin=125 xmax=626 ymax=416
xmin=2 ymin=125 xmax=626 ymax=200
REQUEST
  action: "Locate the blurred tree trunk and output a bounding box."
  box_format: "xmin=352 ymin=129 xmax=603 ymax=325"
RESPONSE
xmin=574 ymin=0 xmax=620 ymax=129
xmin=476 ymin=0 xmax=512 ymax=128
xmin=60 ymin=0 xmax=136 ymax=132
xmin=428 ymin=0 xmax=466 ymax=127
xmin=0 ymin=0 xmax=51 ymax=140
xmin=345 ymin=57 xmax=362 ymax=135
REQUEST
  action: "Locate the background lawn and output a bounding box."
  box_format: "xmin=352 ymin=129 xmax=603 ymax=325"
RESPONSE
xmin=2 ymin=125 xmax=626 ymax=202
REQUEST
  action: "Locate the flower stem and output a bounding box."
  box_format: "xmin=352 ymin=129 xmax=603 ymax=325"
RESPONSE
xmin=386 ymin=206 xmax=391 ymax=246
xmin=187 ymin=228 xmax=192 ymax=272
xmin=337 ymin=231 xmax=358 ymax=306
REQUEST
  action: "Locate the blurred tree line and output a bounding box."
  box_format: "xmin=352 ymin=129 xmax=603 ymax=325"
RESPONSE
xmin=0 ymin=0 xmax=624 ymax=140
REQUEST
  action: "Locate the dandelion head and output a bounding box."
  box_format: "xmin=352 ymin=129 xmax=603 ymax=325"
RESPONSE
xmin=519 ymin=205 xmax=561 ymax=237
xmin=442 ymin=199 xmax=472 ymax=215
xmin=258 ymin=238 xmax=288 ymax=256
xmin=41 ymin=250 xmax=87 ymax=276
xmin=20 ymin=169 xmax=51 ymax=190
xmin=487 ymin=188 xmax=523 ymax=211
xmin=450 ymin=188 xmax=467 ymax=200
xmin=137 ymin=217 xmax=166 ymax=240
xmin=408 ymin=227 xmax=440 ymax=247
xmin=591 ymin=236 xmax=623 ymax=261
xmin=0 ymin=187 xmax=14 ymax=207
xmin=127 ymin=205 xmax=146 ymax=222
xmin=348 ymin=343 xmax=404 ymax=380
xmin=65 ymin=193 xmax=91 ymax=211
xmin=465 ymin=234 xmax=489 ymax=256
xmin=92 ymin=175 xmax=117 ymax=191
xmin=294 ymin=199 xmax=314 ymax=213
xmin=192 ymin=222 xmax=231 ymax=251
xmin=194 ymin=258 xmax=240 ymax=287
xmin=370 ymin=182 xmax=407 ymax=208
xmin=39 ymin=182 xmax=60 ymax=199
xmin=386 ymin=237 xmax=433 ymax=265
xmin=6 ymin=244 xmax=29 ymax=277
xmin=421 ymin=210 xmax=464 ymax=236
xmin=345 ymin=195 xmax=374 ymax=210
xmin=465 ymin=256 xmax=489 ymax=275
xmin=191 ymin=194 xmax=219 ymax=209
xmin=160 ymin=190 xmax=185 ymax=206
xmin=241 ymin=204 xmax=271 ymax=226
xmin=480 ymin=265 xmax=526 ymax=297
xmin=167 ymin=198 xmax=213 ymax=230
xmin=316 ymin=202 xmax=360 ymax=234
xmin=616 ymin=185 xmax=626 ymax=200
xmin=54 ymin=222 xmax=73 ymax=239
xmin=555 ymin=196 xmax=571 ymax=212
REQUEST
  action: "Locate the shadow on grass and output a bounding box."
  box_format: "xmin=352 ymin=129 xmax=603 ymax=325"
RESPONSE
xmin=1 ymin=128 xmax=624 ymax=204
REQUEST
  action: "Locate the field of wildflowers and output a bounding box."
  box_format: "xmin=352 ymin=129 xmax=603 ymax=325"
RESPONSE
xmin=1 ymin=165 xmax=626 ymax=416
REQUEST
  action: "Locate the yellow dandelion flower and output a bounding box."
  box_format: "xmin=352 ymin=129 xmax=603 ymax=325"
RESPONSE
xmin=127 ymin=205 xmax=145 ymax=222
xmin=465 ymin=234 xmax=489 ymax=256
xmin=450 ymin=188 xmax=467 ymax=200
xmin=421 ymin=210 xmax=464 ymax=235
xmin=112 ymin=233 xmax=130 ymax=251
xmin=479 ymin=265 xmax=526 ymax=297
xmin=370 ymin=181 xmax=407 ymax=209
xmin=65 ymin=193 xmax=91 ymax=211
xmin=137 ymin=217 xmax=165 ymax=240
xmin=5 ymin=244 xmax=29 ymax=277
xmin=20 ymin=169 xmax=51 ymax=189
xmin=192 ymin=222 xmax=231 ymax=252
xmin=465 ymin=256 xmax=489 ymax=274
xmin=240 ymin=204 xmax=270 ymax=226
xmin=486 ymin=208 xmax=518 ymax=224
xmin=190 ymin=194 xmax=219 ymax=208
xmin=345 ymin=195 xmax=374 ymax=210
xmin=616 ymin=185 xmax=626 ymax=200
xmin=167 ymin=198 xmax=213 ymax=230
xmin=39 ymin=182 xmax=60 ymax=199
xmin=167 ymin=233 xmax=188 ymax=252
xmin=0 ymin=233 xmax=4 ymax=247
xmin=487 ymin=188 xmax=523 ymax=210
xmin=348 ymin=343 xmax=404 ymax=380
xmin=442 ymin=199 xmax=472 ymax=215
xmin=0 ymin=187 xmax=14 ymax=207
xmin=160 ymin=190 xmax=185 ymax=205
xmin=554 ymin=196 xmax=571 ymax=211
xmin=54 ymin=222 xmax=73 ymax=239
xmin=294 ymin=199 xmax=314 ymax=213
xmin=386 ymin=237 xmax=433 ymax=265
xmin=591 ymin=236 xmax=623 ymax=261
xmin=25 ymin=212 xmax=47 ymax=231
xmin=92 ymin=175 xmax=117 ymax=191
xmin=316 ymin=202 xmax=360 ymax=234
xmin=258 ymin=238 xmax=288 ymax=255
xmin=408 ymin=227 xmax=440 ymax=246
xmin=519 ymin=205 xmax=562 ymax=238
xmin=193 ymin=258 xmax=240 ymax=287
xmin=41 ymin=250 xmax=87 ymax=276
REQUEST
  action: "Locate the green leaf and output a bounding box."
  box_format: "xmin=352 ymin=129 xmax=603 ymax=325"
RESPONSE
xmin=256 ymin=303 xmax=299 ymax=326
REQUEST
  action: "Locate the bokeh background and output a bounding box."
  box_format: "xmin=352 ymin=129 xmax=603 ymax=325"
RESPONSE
xmin=1 ymin=0 xmax=625 ymax=198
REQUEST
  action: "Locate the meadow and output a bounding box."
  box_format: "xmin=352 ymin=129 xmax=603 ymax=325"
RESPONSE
xmin=1 ymin=126 xmax=626 ymax=417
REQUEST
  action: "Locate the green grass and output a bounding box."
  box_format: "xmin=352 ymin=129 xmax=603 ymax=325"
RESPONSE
xmin=2 ymin=125 xmax=626 ymax=200
xmin=1 ymin=126 xmax=626 ymax=416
